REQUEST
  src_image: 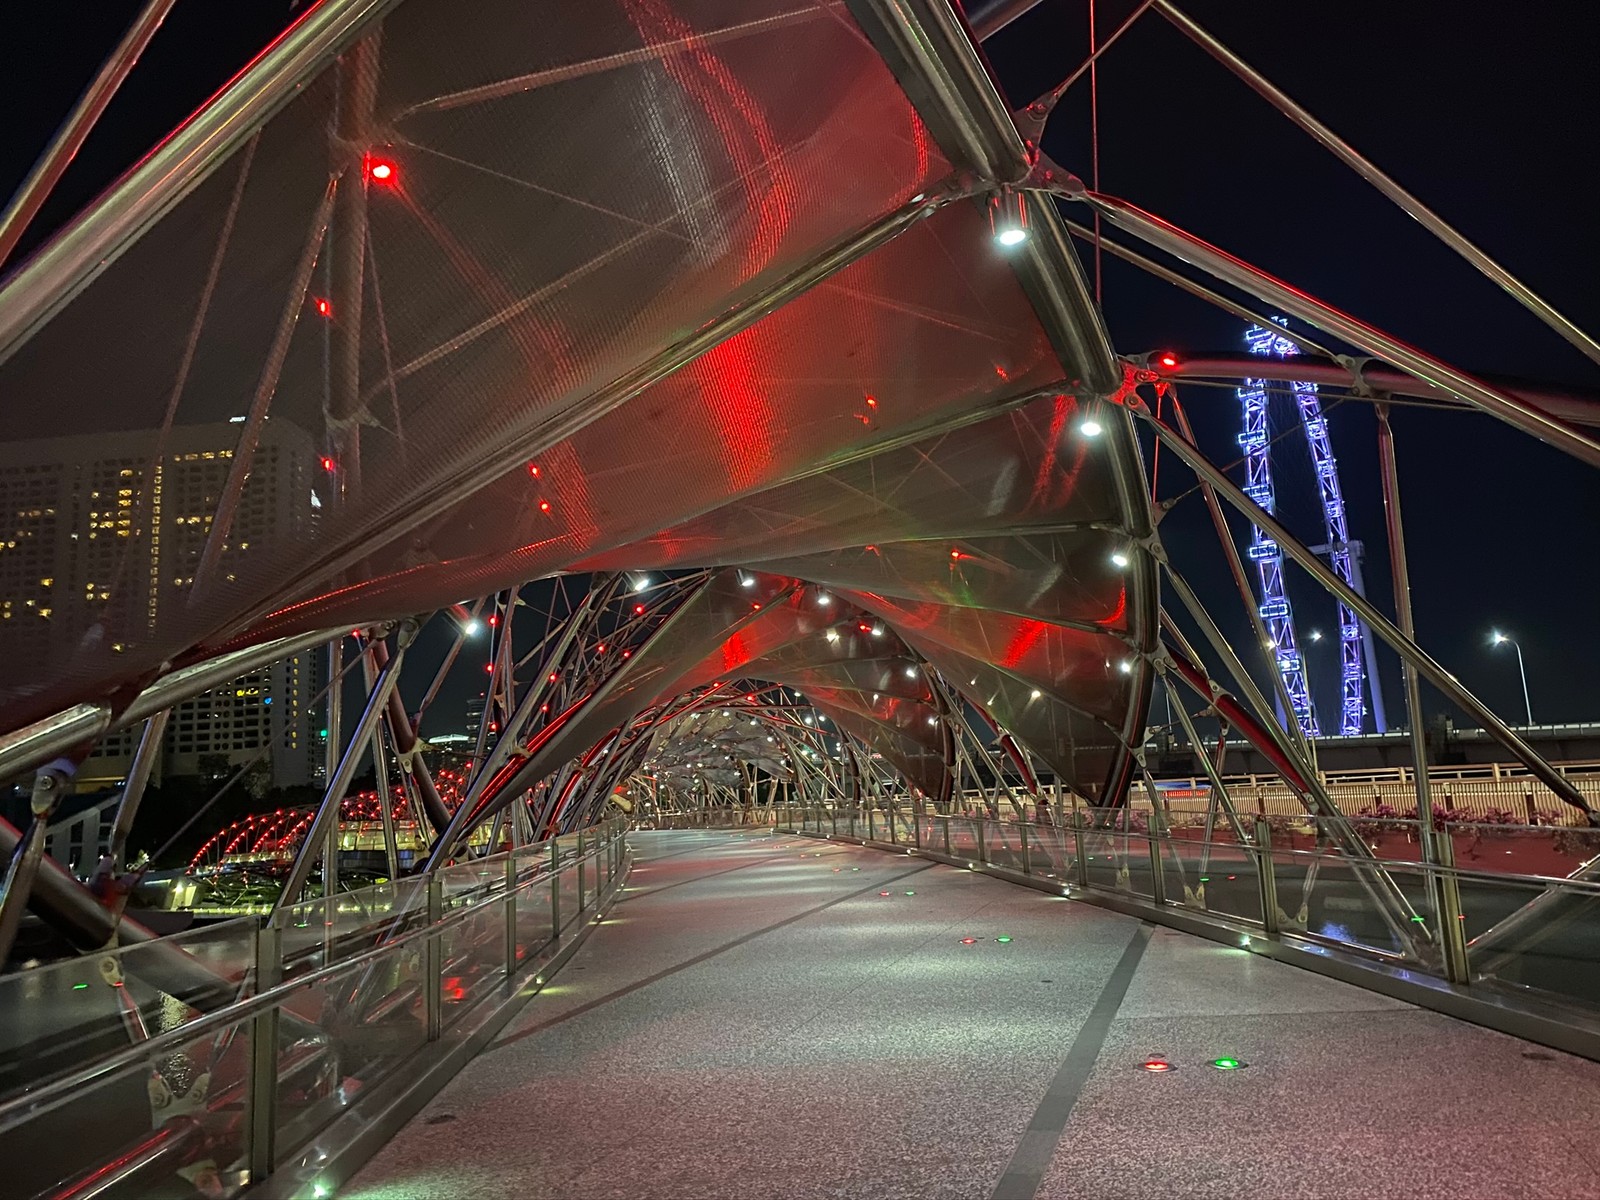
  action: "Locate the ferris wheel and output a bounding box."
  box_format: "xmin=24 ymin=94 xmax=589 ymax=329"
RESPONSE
xmin=1236 ymin=321 xmax=1387 ymax=738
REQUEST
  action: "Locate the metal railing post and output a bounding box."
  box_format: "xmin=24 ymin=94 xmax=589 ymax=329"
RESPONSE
xmin=1072 ymin=825 xmax=1088 ymax=887
xmin=577 ymin=831 xmax=587 ymax=911
xmin=550 ymin=842 xmax=561 ymax=939
xmin=913 ymin=804 xmax=922 ymax=850
xmin=425 ymin=876 xmax=443 ymax=1041
xmin=976 ymin=815 xmax=988 ymax=865
xmin=1147 ymin=834 xmax=1166 ymax=905
xmin=943 ymin=816 xmax=951 ymax=856
xmin=246 ymin=916 xmax=282 ymax=1183
xmin=504 ymin=851 xmax=519 ymax=979
xmin=1254 ymin=817 xmax=1279 ymax=936
xmin=1020 ymin=821 xmax=1032 ymax=874
xmin=1434 ymin=831 xmax=1472 ymax=985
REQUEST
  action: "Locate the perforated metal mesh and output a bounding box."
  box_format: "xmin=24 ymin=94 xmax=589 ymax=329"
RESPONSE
xmin=0 ymin=0 xmax=1150 ymax=807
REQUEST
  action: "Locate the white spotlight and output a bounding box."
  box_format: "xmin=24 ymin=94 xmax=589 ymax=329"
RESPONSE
xmin=989 ymin=190 xmax=1029 ymax=248
xmin=1111 ymin=552 xmax=1130 ymax=568
xmin=1080 ymin=420 xmax=1104 ymax=438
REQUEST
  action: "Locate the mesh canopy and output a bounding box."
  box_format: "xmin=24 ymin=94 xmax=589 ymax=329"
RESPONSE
xmin=0 ymin=0 xmax=944 ymax=727
xmin=0 ymin=0 xmax=1152 ymax=809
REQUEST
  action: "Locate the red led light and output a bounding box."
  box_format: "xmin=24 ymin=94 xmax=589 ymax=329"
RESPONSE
xmin=960 ymin=937 xmax=978 ymax=945
xmin=879 ymin=890 xmax=890 ymax=897
xmin=365 ymin=154 xmax=397 ymax=183
xmin=864 ymin=394 xmax=878 ymax=409
xmin=634 ymin=604 xmax=646 ymax=615
xmin=484 ymin=663 xmax=494 ymax=673
xmin=596 ymin=644 xmax=606 ymax=653
xmin=1156 ymin=351 xmax=1179 ymax=369
xmin=549 ymin=673 xmax=558 ymax=682
xmin=1140 ymin=1059 xmax=1173 ymax=1073
xmin=538 ymin=500 xmax=551 ymax=513
xmin=527 ymin=463 xmax=540 ymax=477
xmin=313 ymin=297 xmax=332 ymax=318
xmin=487 ymin=614 xmax=498 ymax=627
xmin=320 ymin=456 xmax=336 ymax=472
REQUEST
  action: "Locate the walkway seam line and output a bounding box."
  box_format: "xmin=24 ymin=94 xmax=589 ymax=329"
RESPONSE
xmin=490 ymin=860 xmax=935 ymax=1050
xmin=990 ymin=921 xmax=1156 ymax=1200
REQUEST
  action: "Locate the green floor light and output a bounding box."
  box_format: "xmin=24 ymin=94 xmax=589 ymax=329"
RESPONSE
xmin=1208 ymin=1057 xmax=1245 ymax=1070
xmin=904 ymin=890 xmax=915 ymax=896
xmin=996 ymin=935 xmax=1013 ymax=944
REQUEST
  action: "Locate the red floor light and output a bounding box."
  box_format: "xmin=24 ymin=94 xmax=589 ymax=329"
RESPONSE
xmin=1140 ymin=1058 xmax=1174 ymax=1073
xmin=960 ymin=937 xmax=977 ymax=945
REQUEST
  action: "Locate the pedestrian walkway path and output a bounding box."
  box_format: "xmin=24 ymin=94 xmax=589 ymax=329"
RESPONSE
xmin=346 ymin=830 xmax=1600 ymax=1199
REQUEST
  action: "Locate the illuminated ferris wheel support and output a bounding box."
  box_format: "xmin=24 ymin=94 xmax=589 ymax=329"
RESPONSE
xmin=1238 ymin=322 xmax=1385 ymax=737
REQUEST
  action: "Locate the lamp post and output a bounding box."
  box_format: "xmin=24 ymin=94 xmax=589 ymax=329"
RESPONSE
xmin=1490 ymin=632 xmax=1533 ymax=726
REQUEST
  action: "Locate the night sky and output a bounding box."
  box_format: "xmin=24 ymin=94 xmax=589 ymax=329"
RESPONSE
xmin=3 ymin=0 xmax=1596 ymax=733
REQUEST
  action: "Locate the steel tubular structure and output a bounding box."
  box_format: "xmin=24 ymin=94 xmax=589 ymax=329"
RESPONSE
xmin=0 ymin=4 xmax=1595 ymax=1192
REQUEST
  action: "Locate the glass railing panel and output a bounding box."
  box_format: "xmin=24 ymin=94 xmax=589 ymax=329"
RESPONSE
xmin=1026 ymin=823 xmax=1068 ymax=880
xmin=0 ymin=915 xmax=259 ymax=1103
xmin=1461 ymin=871 xmax=1600 ymax=1011
xmin=1265 ymin=843 xmax=1409 ymax=957
xmin=0 ymin=1014 xmax=258 ymax=1200
xmin=275 ymin=946 xmax=422 ymax=1159
xmin=1167 ymin=835 xmax=1261 ymax=925
xmin=559 ymin=864 xmax=581 ymax=932
xmin=985 ymin=821 xmax=1023 ymax=871
xmin=439 ymin=900 xmax=509 ymax=1027
xmin=1080 ymin=827 xmax=1134 ymax=893
xmin=277 ymin=878 xmax=429 ymax=979
xmin=947 ymin=817 xmax=979 ymax=861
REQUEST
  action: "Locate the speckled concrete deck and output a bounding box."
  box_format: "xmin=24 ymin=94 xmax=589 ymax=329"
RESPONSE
xmin=345 ymin=830 xmax=1600 ymax=1200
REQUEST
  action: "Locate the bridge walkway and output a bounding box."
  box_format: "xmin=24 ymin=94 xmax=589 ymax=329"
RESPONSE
xmin=346 ymin=830 xmax=1600 ymax=1200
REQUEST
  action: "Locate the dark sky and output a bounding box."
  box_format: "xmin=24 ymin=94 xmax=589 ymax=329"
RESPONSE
xmin=3 ymin=0 xmax=1596 ymax=731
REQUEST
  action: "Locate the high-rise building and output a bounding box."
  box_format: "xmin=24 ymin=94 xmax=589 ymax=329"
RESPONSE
xmin=0 ymin=420 xmax=321 ymax=791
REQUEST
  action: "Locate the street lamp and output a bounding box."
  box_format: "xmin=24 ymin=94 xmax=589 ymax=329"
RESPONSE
xmin=1490 ymin=631 xmax=1533 ymax=726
